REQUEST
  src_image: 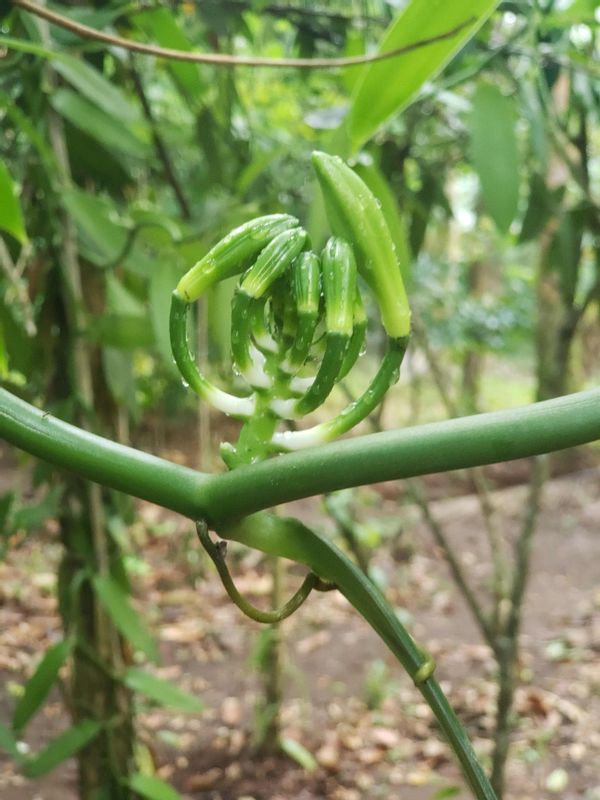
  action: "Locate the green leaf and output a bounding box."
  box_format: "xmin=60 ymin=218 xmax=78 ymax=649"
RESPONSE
xmin=93 ymin=575 xmax=158 ymax=662
xmin=123 ymin=667 xmax=204 ymax=712
xmin=12 ymin=485 xmax=63 ymax=533
xmin=0 ymin=490 xmax=14 ymax=533
xmin=53 ymin=59 xmax=141 ymax=125
xmin=128 ymin=773 xmax=184 ymax=800
xmin=61 ymin=189 xmax=156 ymax=276
xmin=88 ymin=314 xmax=155 ymax=350
xmin=13 ymin=638 xmax=74 ymax=732
xmin=0 ymin=160 xmax=27 ymax=243
xmin=279 ymin=737 xmax=317 ymax=772
xmin=62 ymin=189 xmax=129 ymax=265
xmin=23 ymin=719 xmax=101 ymax=778
xmin=0 ymin=35 xmax=68 ymax=63
xmin=549 ymin=209 xmax=585 ymax=307
xmin=135 ymin=9 xmax=205 ymax=105
xmin=50 ymin=90 xmax=150 ymax=160
xmin=49 ymin=5 xmax=129 ymax=46
xmin=471 ymin=93 xmax=519 ymax=231
xmin=432 ymin=787 xmax=461 ymax=799
xmin=519 ymin=174 xmax=561 ymax=243
xmin=347 ymin=0 xmax=500 ymax=150
xmin=0 ymin=722 xmax=21 ymax=761
xmin=470 ymin=83 xmax=519 ymax=234
xmin=103 ymin=347 xmax=136 ymax=413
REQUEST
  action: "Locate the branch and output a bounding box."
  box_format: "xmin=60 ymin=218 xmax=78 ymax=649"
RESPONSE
xmin=129 ymin=63 xmax=191 ymax=220
xmin=1 ymin=385 xmax=600 ymax=526
xmin=10 ymin=0 xmax=475 ymax=70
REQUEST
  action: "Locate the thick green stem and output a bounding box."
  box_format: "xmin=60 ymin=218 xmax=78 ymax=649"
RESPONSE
xmin=1 ymin=386 xmax=599 ymax=525
xmin=223 ymin=513 xmax=495 ymax=800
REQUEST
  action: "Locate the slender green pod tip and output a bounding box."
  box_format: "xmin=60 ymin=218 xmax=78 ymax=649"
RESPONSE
xmin=176 ymin=214 xmax=299 ymax=302
xmin=322 ymin=237 xmax=357 ymax=337
xmin=293 ymin=251 xmax=321 ymax=316
xmin=311 ymin=151 xmax=411 ymax=339
xmin=240 ymin=227 xmax=307 ymax=299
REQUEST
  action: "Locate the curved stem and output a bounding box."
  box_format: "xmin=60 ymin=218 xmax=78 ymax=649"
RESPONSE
xmin=1 ymin=385 xmax=599 ymax=525
xmin=170 ymin=293 xmax=255 ymax=417
xmin=222 ymin=512 xmax=496 ymax=800
xmin=10 ymin=0 xmax=474 ymax=70
xmin=196 ymin=520 xmax=318 ymax=623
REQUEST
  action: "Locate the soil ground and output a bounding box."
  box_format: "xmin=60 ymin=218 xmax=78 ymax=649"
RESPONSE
xmin=0 ymin=444 xmax=599 ymax=800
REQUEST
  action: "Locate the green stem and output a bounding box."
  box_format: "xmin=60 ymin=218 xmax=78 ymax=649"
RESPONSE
xmin=196 ymin=520 xmax=319 ymax=623
xmin=223 ymin=513 xmax=495 ymax=800
xmin=1 ymin=385 xmax=599 ymax=525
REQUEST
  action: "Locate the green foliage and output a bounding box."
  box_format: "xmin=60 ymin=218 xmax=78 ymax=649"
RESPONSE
xmin=12 ymin=638 xmax=74 ymax=733
xmin=470 ymin=84 xmax=520 ymax=234
xmin=346 ymin=0 xmax=501 ymax=150
xmin=23 ymin=719 xmax=102 ymax=778
xmin=93 ymin=575 xmax=158 ymax=662
xmin=128 ymin=773 xmax=184 ymax=800
xmin=0 ymin=160 xmax=27 ymax=242
xmin=123 ymin=668 xmax=205 ymax=713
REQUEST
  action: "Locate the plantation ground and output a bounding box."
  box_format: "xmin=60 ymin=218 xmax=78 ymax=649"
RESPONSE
xmin=0 ymin=448 xmax=599 ymax=800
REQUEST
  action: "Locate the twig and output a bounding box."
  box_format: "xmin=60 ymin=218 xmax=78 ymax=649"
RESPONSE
xmin=0 ymin=239 xmax=36 ymax=336
xmin=490 ymin=456 xmax=547 ymax=794
xmin=129 ymin=63 xmax=191 ymax=220
xmin=194 ymin=0 xmax=388 ymax=27
xmin=411 ymin=313 xmax=510 ymax=616
xmin=10 ymin=0 xmax=475 ymax=70
xmin=408 ymin=479 xmax=494 ymax=646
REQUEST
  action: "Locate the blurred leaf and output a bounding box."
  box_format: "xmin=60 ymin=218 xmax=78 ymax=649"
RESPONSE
xmin=470 ymin=83 xmax=519 ymax=234
xmin=88 ymin=314 xmax=155 ymax=350
xmin=93 ymin=575 xmax=158 ymax=662
xmin=542 ymin=0 xmax=598 ymax=27
xmin=50 ymin=90 xmax=150 ymax=160
xmin=347 ymin=0 xmax=500 ymax=150
xmin=123 ymin=667 xmax=204 ymax=712
xmin=13 ymin=638 xmax=74 ymax=732
xmin=105 ymin=274 xmax=146 ymax=317
xmin=135 ymin=9 xmax=205 ymax=105
xmin=519 ymin=174 xmax=559 ymax=242
xmin=49 ymin=5 xmax=128 ymax=46
xmin=432 ymin=787 xmax=461 ymax=799
xmin=0 ymin=160 xmax=28 ymax=243
xmin=62 ymin=189 xmax=155 ymax=276
xmin=0 ymin=35 xmax=68 ymax=62
xmin=103 ymin=347 xmax=137 ymax=413
xmin=280 ymin=737 xmax=317 ymax=772
xmin=0 ymin=722 xmax=21 ymax=761
xmin=53 ymin=59 xmax=141 ymax=125
xmin=129 ymin=773 xmax=183 ymax=800
xmin=236 ymin=146 xmax=286 ymax=196
xmin=23 ymin=719 xmax=101 ymax=778
xmin=1 ymin=89 xmax=57 ymax=175
xmin=549 ymin=209 xmax=584 ymax=306
xmin=0 ymin=491 xmax=14 ymax=533
xmin=62 ymin=189 xmax=128 ymax=265
xmin=11 ymin=486 xmax=62 ymax=533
